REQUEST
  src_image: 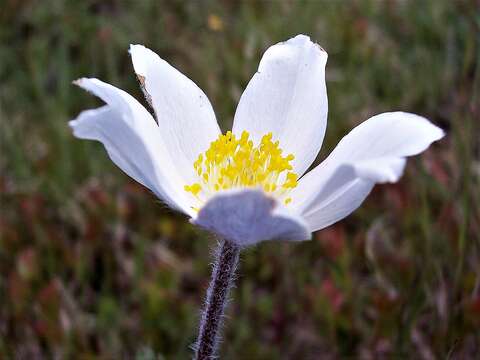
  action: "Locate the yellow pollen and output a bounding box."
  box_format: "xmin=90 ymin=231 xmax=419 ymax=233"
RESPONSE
xmin=184 ymin=183 xmax=202 ymax=196
xmin=184 ymin=131 xmax=298 ymax=205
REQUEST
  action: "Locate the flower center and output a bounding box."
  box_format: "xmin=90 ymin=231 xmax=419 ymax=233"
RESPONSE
xmin=184 ymin=131 xmax=298 ymax=205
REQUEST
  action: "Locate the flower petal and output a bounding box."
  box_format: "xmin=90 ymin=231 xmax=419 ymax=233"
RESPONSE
xmin=129 ymin=44 xmax=221 ymax=183
xmin=291 ymin=112 xmax=444 ymax=231
xmin=69 ymin=78 xmax=196 ymax=216
xmin=232 ymin=34 xmax=328 ymax=176
xmin=192 ymin=189 xmax=311 ymax=247
xmin=303 ymin=177 xmax=375 ymax=232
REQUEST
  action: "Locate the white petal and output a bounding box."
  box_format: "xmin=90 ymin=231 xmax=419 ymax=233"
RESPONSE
xmin=192 ymin=189 xmax=311 ymax=247
xmin=129 ymin=44 xmax=221 ymax=183
xmin=232 ymin=34 xmax=328 ymax=176
xmin=303 ymin=178 xmax=375 ymax=232
xmin=291 ymin=112 xmax=444 ymax=231
xmin=69 ymin=78 xmax=196 ymax=217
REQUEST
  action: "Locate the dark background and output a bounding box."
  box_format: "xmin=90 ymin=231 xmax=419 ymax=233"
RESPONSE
xmin=1 ymin=0 xmax=479 ymax=358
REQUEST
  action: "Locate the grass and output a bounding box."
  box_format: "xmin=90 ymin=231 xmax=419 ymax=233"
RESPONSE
xmin=1 ymin=0 xmax=479 ymax=358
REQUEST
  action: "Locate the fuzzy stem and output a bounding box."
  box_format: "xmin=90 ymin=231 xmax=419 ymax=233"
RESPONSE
xmin=194 ymin=239 xmax=240 ymax=360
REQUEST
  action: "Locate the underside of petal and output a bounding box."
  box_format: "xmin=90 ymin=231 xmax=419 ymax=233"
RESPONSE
xmin=70 ymin=78 xmax=196 ymax=217
xmin=292 ymin=112 xmax=444 ymax=232
xmin=192 ymin=189 xmax=311 ymax=247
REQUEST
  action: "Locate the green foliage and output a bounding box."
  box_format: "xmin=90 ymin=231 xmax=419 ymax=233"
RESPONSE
xmin=1 ymin=0 xmax=479 ymax=358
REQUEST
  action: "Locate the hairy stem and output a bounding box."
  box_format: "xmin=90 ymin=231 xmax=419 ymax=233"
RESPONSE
xmin=194 ymin=239 xmax=240 ymax=360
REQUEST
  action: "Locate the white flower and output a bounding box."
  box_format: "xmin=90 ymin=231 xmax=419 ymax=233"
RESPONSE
xmin=70 ymin=34 xmax=444 ymax=247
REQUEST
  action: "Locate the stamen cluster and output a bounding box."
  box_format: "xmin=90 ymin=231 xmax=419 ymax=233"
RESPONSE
xmin=185 ymin=131 xmax=298 ymax=205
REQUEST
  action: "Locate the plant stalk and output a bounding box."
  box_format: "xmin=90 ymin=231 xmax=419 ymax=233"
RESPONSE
xmin=194 ymin=238 xmax=240 ymax=360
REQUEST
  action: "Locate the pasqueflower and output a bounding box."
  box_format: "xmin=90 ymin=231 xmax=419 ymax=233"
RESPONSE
xmin=70 ymin=35 xmax=443 ymax=246
xmin=70 ymin=34 xmax=444 ymax=359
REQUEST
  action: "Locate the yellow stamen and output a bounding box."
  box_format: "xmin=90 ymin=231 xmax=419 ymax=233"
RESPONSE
xmin=184 ymin=183 xmax=202 ymax=196
xmin=184 ymin=131 xmax=297 ymax=205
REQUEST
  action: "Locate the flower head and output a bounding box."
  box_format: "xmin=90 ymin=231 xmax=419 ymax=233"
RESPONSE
xmin=70 ymin=35 xmax=444 ymax=246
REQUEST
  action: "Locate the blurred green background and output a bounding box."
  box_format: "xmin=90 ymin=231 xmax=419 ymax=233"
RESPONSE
xmin=1 ymin=0 xmax=479 ymax=358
